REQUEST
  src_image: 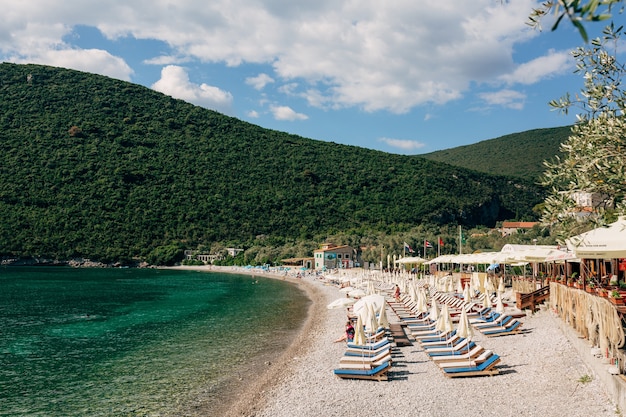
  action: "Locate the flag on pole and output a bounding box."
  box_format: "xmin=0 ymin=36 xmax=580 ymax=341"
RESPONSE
xmin=404 ymin=242 xmax=414 ymax=253
xmin=439 ymin=237 xmax=444 ymax=247
xmin=424 ymin=240 xmax=433 ymax=248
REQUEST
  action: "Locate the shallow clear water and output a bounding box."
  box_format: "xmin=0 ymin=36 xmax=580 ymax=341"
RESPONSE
xmin=0 ymin=267 xmax=309 ymax=416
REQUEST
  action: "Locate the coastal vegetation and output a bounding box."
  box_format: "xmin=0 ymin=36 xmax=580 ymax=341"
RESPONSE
xmin=421 ymin=126 xmax=570 ymax=181
xmin=538 ymin=24 xmax=626 ymax=240
xmin=0 ymin=63 xmax=548 ymax=264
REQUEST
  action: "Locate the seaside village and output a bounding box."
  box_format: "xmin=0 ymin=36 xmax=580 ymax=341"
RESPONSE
xmin=194 ymin=217 xmax=626 ymax=410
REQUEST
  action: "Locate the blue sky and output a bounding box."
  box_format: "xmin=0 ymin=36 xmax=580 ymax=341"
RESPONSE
xmin=1 ymin=1 xmax=620 ymax=154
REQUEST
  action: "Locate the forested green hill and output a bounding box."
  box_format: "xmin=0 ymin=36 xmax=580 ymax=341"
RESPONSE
xmin=0 ymin=63 xmax=545 ymax=262
xmin=421 ymin=126 xmax=571 ymax=180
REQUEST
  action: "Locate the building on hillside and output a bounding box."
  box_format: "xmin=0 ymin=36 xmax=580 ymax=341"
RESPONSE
xmin=184 ymin=250 xmax=224 ymax=264
xmin=500 ymin=221 xmax=539 ymax=237
xmin=314 ymin=243 xmax=357 ymax=270
xmin=184 ymin=248 xmax=242 ymax=264
xmin=571 ymin=192 xmax=612 ymax=213
xmin=226 ymin=248 xmax=244 ymax=257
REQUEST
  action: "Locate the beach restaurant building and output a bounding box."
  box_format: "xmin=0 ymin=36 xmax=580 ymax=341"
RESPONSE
xmin=314 ymin=243 xmax=356 ymax=270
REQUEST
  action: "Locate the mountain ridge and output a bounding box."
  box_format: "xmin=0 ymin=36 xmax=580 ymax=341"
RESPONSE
xmin=420 ymin=126 xmax=571 ymax=181
xmin=0 ymin=63 xmax=547 ymax=262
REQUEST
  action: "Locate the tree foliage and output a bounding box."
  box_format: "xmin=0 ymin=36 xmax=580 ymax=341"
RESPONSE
xmin=0 ymin=63 xmax=545 ymax=262
xmin=540 ymin=24 xmax=626 ymax=240
xmin=421 ymin=126 xmax=570 ymax=181
xmin=528 ymin=0 xmax=624 ymax=42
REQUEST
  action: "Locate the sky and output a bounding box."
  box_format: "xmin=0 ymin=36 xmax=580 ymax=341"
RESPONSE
xmin=1 ymin=1 xmax=621 ymax=154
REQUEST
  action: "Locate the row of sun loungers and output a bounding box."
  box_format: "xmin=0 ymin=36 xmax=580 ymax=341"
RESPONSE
xmin=417 ymin=328 xmax=501 ymax=377
xmin=390 ymin=287 xmax=521 ymax=377
xmin=333 ymin=330 xmax=395 ymax=381
xmin=333 ymin=281 xmax=519 ymax=381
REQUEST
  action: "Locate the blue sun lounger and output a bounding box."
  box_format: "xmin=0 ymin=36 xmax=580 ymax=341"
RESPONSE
xmin=334 ymin=360 xmax=391 ymax=381
xmin=344 ymin=345 xmax=391 ymax=357
xmin=347 ymin=337 xmax=390 ymax=350
xmin=482 ymin=320 xmax=522 ymax=336
xmin=474 ymin=315 xmax=512 ymax=329
xmin=441 ymin=353 xmax=500 ymax=378
xmin=417 ymin=330 xmax=457 ymax=343
xmin=426 ymin=341 xmax=477 ymax=357
xmin=470 ymin=311 xmax=500 ymax=324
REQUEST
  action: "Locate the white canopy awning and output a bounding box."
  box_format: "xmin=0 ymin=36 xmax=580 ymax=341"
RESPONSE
xmin=566 ymin=217 xmax=626 ymax=259
xmin=395 ymin=256 xmax=427 ymax=264
xmin=544 ymin=250 xmax=581 ymax=263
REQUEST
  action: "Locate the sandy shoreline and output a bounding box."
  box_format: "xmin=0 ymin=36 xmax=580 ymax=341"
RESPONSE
xmin=171 ymin=266 xmax=619 ymax=417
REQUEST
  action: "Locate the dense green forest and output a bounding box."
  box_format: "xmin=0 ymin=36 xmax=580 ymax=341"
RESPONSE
xmin=0 ymin=63 xmax=548 ymax=263
xmin=421 ymin=126 xmax=571 ymax=181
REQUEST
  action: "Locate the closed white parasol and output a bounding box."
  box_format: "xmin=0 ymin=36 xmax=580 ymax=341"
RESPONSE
xmin=377 ymin=301 xmax=390 ymax=329
xmin=435 ymin=304 xmax=454 ymax=333
xmin=456 ymin=308 xmax=473 ymax=340
xmin=495 ymin=292 xmax=505 ymax=314
xmin=353 ymin=314 xmax=366 ymax=346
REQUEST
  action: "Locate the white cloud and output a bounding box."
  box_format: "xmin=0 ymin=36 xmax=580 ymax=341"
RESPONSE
xmin=0 ymin=0 xmax=558 ymax=114
xmin=247 ymin=110 xmax=260 ymax=118
xmin=278 ymin=82 xmax=299 ymax=95
xmin=270 ymin=105 xmax=308 ymax=121
xmin=143 ymin=55 xmax=190 ymax=66
xmin=499 ymin=50 xmax=573 ymax=85
xmin=151 ymin=65 xmax=233 ymax=114
xmin=19 ymin=48 xmax=134 ymax=81
xmin=245 ymin=73 xmax=274 ymax=90
xmin=479 ymin=89 xmax=526 ymax=110
xmin=379 ymin=137 xmax=426 ymax=152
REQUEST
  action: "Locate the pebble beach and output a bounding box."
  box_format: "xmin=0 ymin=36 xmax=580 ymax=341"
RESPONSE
xmin=217 ymin=269 xmax=619 ymax=417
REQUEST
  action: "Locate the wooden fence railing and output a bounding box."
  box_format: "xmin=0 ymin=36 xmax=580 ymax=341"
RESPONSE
xmin=516 ymin=285 xmax=550 ymax=311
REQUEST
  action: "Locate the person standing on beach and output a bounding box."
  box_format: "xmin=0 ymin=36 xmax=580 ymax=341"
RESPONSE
xmin=394 ymin=284 xmax=401 ymax=301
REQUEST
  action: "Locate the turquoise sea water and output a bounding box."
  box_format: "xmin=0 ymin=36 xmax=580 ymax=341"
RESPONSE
xmin=0 ymin=267 xmax=309 ymax=417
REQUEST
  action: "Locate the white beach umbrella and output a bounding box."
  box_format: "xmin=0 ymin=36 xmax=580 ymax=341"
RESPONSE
xmin=472 ymin=275 xmax=481 ymax=293
xmin=327 ymin=297 xmax=356 ymax=310
xmin=415 ymin=288 xmax=429 ymax=314
xmin=352 ymin=294 xmax=385 ymax=317
xmin=429 ymin=300 xmax=440 ymax=322
xmin=456 ymin=278 xmax=463 ymax=294
xmin=339 ymin=286 xmax=355 ymax=294
xmin=435 ymin=304 xmax=454 ymax=333
xmin=353 ymin=314 xmax=366 ymax=346
xmin=377 ymin=301 xmax=390 ymax=329
xmin=456 ymin=307 xmax=474 ymax=364
xmin=447 ymin=278 xmax=455 ymax=293
xmin=412 ymin=284 xmax=421 ymax=305
xmin=366 ymin=303 xmax=378 ymax=333
xmin=497 ymin=277 xmax=505 ymax=294
xmin=495 ymin=292 xmax=505 ymax=314
xmin=456 ymin=308 xmax=474 ymax=340
xmin=463 ymin=283 xmax=472 ymax=302
xmin=482 ymin=292 xmax=492 ymax=309
xmin=485 ymin=278 xmax=495 ymax=294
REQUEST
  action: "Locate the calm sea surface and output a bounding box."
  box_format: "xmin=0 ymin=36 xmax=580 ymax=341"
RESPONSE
xmin=0 ymin=267 xmax=309 ymax=416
